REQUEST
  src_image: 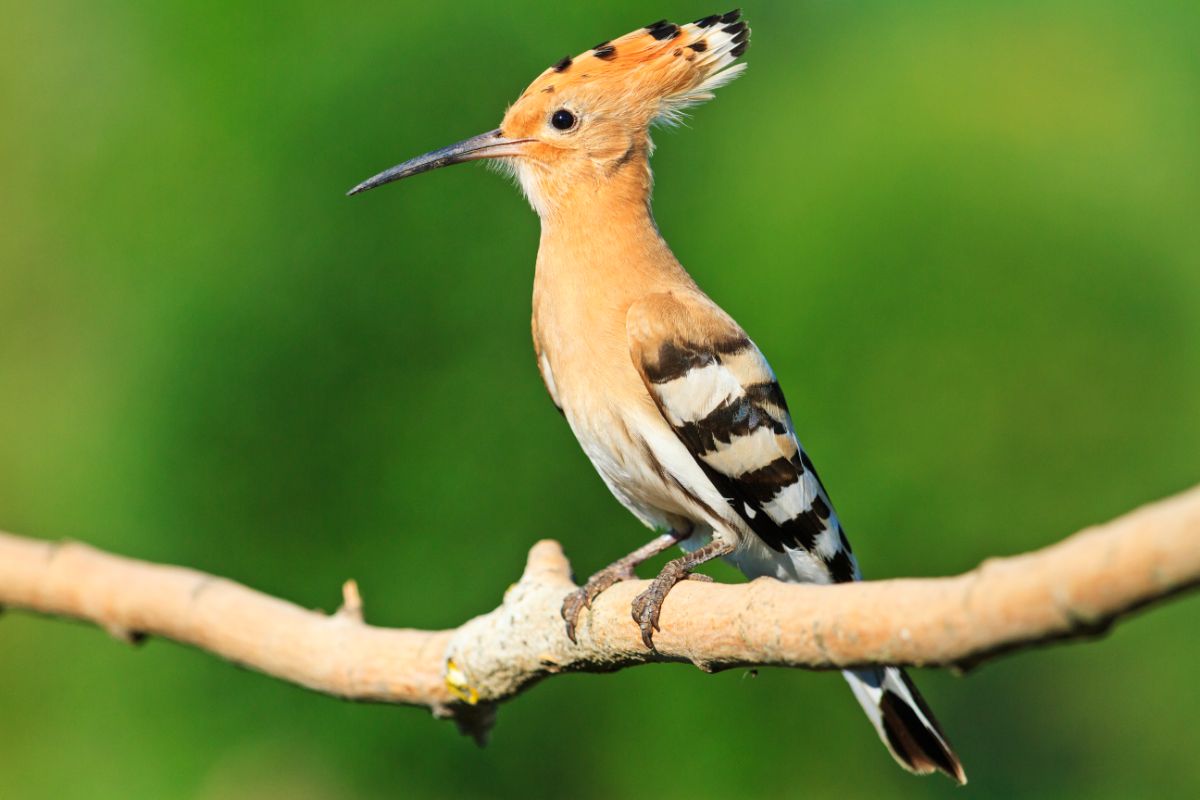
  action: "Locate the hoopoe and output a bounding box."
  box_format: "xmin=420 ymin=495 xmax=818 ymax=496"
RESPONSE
xmin=349 ymin=11 xmax=966 ymax=784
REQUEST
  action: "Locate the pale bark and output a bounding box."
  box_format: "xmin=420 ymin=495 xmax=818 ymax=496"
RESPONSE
xmin=2 ymin=485 xmax=1198 ymax=742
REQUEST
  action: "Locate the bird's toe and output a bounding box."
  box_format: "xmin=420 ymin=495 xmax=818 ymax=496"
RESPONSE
xmin=561 ymin=589 xmax=589 ymax=644
xmin=630 ymin=568 xmax=684 ymax=650
xmin=562 ymin=562 xmax=638 ymax=644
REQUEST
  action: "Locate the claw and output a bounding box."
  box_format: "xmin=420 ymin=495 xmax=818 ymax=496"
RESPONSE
xmin=630 ymin=564 xmax=687 ymax=650
xmin=561 ymin=590 xmax=586 ymax=644
xmin=561 ymin=561 xmax=637 ymax=644
xmin=632 ymin=594 xmax=658 ymax=649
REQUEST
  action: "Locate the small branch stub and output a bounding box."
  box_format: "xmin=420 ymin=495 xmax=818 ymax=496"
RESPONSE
xmin=337 ymin=579 xmax=364 ymax=622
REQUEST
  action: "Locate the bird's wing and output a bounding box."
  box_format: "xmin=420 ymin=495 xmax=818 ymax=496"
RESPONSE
xmin=627 ymin=291 xmax=858 ymax=582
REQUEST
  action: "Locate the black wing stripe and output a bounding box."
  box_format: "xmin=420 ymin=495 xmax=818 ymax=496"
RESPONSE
xmin=674 ymin=389 xmax=790 ymax=454
xmin=693 ymin=460 xmax=797 ymax=548
xmin=775 ymin=508 xmax=826 ymax=552
xmin=644 ymin=336 xmax=749 ymax=384
xmin=737 ymin=457 xmax=802 ymax=503
xmin=827 ymin=548 xmax=856 ymax=583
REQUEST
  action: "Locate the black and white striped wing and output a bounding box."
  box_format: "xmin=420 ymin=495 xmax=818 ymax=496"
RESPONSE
xmin=629 ymin=297 xmax=962 ymax=783
xmin=628 ymin=294 xmax=859 ymax=583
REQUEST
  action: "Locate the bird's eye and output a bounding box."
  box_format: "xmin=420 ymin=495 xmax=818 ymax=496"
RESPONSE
xmin=550 ymin=109 xmax=577 ymax=131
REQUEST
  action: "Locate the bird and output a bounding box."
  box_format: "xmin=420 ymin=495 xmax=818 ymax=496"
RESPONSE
xmin=348 ymin=10 xmax=966 ymax=784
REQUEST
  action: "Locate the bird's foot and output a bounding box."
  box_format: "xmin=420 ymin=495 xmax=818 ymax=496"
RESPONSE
xmin=631 ymin=565 xmax=712 ymax=650
xmin=629 ymin=539 xmax=733 ymax=650
xmin=561 ymin=529 xmax=692 ymax=643
xmin=561 ymin=561 xmax=637 ymax=643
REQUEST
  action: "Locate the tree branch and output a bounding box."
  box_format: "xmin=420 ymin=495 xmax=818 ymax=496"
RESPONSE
xmin=2 ymin=486 xmax=1198 ymax=742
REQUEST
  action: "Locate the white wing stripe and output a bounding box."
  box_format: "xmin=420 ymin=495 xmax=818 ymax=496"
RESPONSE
xmin=760 ymin=480 xmax=815 ymax=526
xmin=655 ymin=362 xmax=742 ymax=425
xmin=814 ymin=526 xmax=841 ymax=559
xmin=697 ymin=425 xmax=779 ymax=476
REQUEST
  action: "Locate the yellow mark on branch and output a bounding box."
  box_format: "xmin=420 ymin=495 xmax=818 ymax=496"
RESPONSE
xmin=445 ymin=658 xmax=478 ymax=705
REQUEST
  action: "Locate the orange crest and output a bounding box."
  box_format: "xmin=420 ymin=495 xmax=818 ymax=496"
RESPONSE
xmin=503 ymin=11 xmax=751 ymax=137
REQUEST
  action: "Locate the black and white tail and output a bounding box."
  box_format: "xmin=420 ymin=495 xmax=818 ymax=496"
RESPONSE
xmin=844 ymin=666 xmax=967 ymax=784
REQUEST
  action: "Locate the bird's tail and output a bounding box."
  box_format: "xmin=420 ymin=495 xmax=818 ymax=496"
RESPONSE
xmin=842 ymin=666 xmax=967 ymax=785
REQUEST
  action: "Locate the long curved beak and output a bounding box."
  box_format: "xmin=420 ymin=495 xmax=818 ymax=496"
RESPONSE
xmin=346 ymin=129 xmax=529 ymax=196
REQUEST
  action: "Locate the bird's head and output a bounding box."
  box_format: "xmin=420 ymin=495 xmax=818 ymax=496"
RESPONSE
xmin=348 ymin=11 xmax=750 ymax=216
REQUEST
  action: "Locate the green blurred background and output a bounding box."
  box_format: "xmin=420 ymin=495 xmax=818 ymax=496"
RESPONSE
xmin=2 ymin=1 xmax=1198 ymax=797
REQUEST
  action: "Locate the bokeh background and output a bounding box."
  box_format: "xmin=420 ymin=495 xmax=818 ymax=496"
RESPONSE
xmin=2 ymin=1 xmax=1198 ymax=798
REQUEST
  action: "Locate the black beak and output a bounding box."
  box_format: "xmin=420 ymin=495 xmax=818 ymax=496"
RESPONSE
xmin=346 ymin=129 xmax=530 ymax=196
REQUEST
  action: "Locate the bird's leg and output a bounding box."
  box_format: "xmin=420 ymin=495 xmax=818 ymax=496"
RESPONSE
xmin=562 ymin=528 xmax=689 ymax=644
xmin=632 ymin=539 xmax=736 ymax=650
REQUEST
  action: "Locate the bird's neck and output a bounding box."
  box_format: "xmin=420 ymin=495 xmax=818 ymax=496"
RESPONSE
xmin=531 ymin=157 xmax=699 ymax=383
xmin=529 ymin=157 xmax=696 ymax=413
xmin=534 ymin=156 xmax=693 ymax=294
